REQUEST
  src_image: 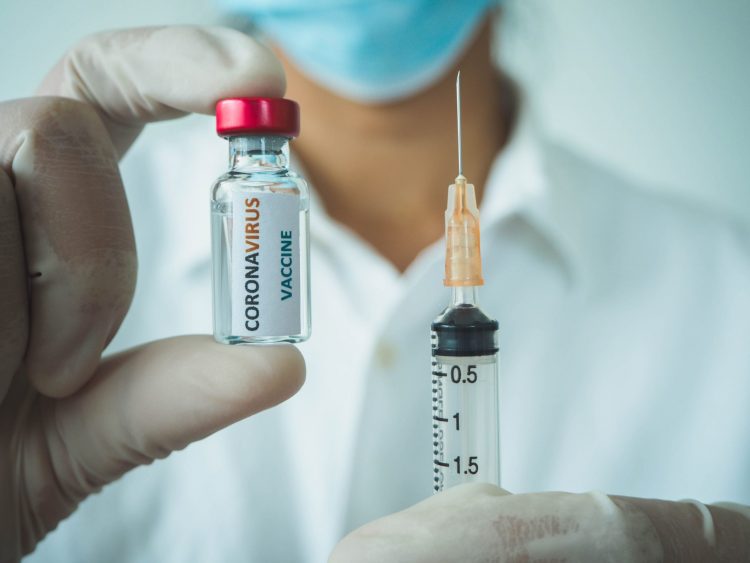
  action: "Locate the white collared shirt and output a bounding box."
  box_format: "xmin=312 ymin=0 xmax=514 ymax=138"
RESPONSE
xmin=30 ymin=111 xmax=750 ymax=563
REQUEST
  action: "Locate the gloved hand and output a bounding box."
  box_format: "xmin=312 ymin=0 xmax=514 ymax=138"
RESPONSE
xmin=0 ymin=26 xmax=302 ymax=562
xmin=329 ymin=483 xmax=750 ymax=562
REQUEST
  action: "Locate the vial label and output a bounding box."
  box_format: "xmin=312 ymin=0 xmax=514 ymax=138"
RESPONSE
xmin=231 ymin=191 xmax=301 ymax=337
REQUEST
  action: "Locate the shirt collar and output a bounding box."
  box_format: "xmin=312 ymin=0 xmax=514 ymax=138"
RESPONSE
xmin=480 ymin=109 xmax=588 ymax=285
xmin=302 ymin=103 xmax=589 ymax=285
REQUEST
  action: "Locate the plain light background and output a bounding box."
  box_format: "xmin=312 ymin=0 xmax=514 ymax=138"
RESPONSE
xmin=1 ymin=0 xmax=748 ymax=224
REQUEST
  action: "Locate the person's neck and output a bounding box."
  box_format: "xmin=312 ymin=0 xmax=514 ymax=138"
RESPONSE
xmin=278 ymin=22 xmax=515 ymax=272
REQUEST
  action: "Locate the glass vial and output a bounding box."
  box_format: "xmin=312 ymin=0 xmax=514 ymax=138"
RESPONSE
xmin=211 ymin=98 xmax=311 ymax=344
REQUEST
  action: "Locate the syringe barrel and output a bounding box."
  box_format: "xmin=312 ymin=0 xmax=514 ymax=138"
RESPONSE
xmin=431 ymin=305 xmax=500 ymax=493
xmin=431 ymin=353 xmax=499 ymax=492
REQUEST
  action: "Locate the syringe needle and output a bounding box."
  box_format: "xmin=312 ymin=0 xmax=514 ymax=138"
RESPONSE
xmin=456 ymin=71 xmax=463 ymax=177
xmin=445 ymin=69 xmax=483 ymax=287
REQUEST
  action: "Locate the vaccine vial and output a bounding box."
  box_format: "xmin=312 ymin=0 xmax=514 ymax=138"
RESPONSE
xmin=211 ymin=97 xmax=311 ymax=344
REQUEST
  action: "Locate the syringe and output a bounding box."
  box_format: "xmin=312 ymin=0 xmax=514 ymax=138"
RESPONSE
xmin=431 ymin=72 xmax=500 ymax=493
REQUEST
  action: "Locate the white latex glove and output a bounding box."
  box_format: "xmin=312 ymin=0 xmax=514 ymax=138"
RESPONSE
xmin=0 ymin=26 xmax=302 ymax=562
xmin=330 ymin=483 xmax=750 ymax=562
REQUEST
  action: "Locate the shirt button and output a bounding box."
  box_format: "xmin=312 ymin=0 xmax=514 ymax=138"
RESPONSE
xmin=375 ymin=341 xmax=398 ymax=371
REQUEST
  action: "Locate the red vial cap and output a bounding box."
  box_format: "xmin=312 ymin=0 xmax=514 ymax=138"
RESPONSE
xmin=216 ymin=97 xmax=300 ymax=138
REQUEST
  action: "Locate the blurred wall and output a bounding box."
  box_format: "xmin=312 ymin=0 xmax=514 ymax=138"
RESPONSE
xmin=501 ymin=0 xmax=750 ymax=224
xmin=0 ymin=0 xmax=219 ymax=92
xmin=2 ymin=0 xmax=748 ymax=224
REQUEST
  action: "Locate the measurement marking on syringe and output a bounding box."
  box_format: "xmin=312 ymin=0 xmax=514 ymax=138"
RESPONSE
xmin=432 ymin=371 xmax=446 ymax=377
xmin=433 ymin=416 xmax=449 ymax=422
xmin=434 ymin=460 xmax=450 ymax=468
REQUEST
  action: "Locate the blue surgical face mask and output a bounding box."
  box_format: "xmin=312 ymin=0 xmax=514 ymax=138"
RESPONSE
xmin=221 ymin=0 xmax=496 ymax=103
